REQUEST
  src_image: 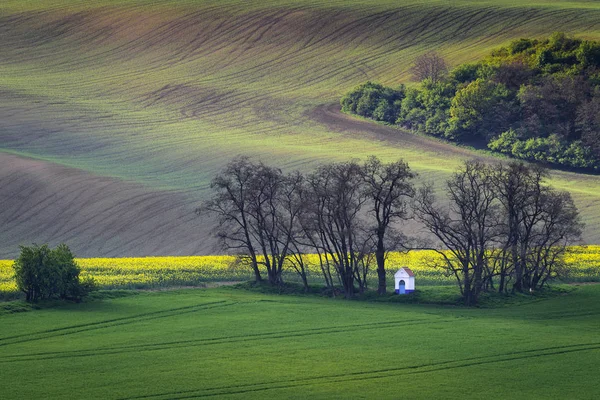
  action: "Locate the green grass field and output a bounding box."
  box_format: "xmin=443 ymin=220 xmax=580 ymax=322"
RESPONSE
xmin=1 ymin=285 xmax=600 ymax=399
xmin=2 ymin=0 xmax=600 ymax=256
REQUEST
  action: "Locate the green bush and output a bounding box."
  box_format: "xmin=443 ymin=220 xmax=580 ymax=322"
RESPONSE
xmin=508 ymin=38 xmax=537 ymax=55
xmin=13 ymin=244 xmax=96 ymax=302
xmin=449 ymin=63 xmax=480 ymax=84
xmin=446 ymin=78 xmax=513 ymax=140
xmin=340 ymin=81 xmax=404 ymax=123
xmin=489 ymin=130 xmax=600 ymax=171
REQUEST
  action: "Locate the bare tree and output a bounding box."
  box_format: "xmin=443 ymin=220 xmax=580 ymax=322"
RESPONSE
xmin=295 ymin=196 xmax=337 ymax=292
xmin=198 ymin=156 xmax=263 ymax=282
xmin=415 ymin=160 xmax=582 ymax=304
xmin=200 ymin=157 xmax=305 ymax=286
xmin=491 ymin=162 xmax=548 ymax=293
xmin=277 ymin=171 xmax=310 ymax=290
xmin=414 ymin=161 xmax=501 ymax=306
xmin=305 ymin=161 xmax=372 ymax=299
xmin=288 ymin=173 xmax=339 ymax=293
xmin=410 ymin=51 xmax=448 ymax=83
xmin=361 ymin=156 xmax=415 ymax=295
xmin=492 ymin=162 xmax=583 ymax=292
xmin=520 ymin=187 xmax=582 ymax=291
xmin=247 ymin=165 xmax=305 ymax=285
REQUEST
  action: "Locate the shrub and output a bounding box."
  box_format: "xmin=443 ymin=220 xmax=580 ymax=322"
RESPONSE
xmin=446 ymin=79 xmax=513 ymax=140
xmin=13 ymin=244 xmax=96 ymax=302
xmin=489 ymin=131 xmax=600 ymax=170
xmin=340 ymin=82 xmax=404 ymax=122
xmin=449 ymin=63 xmax=479 ymax=84
xmin=508 ymin=38 xmax=536 ymax=55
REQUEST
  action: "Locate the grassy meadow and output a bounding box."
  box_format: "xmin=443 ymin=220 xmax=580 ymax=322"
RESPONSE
xmin=2 ymin=0 xmax=600 ymax=257
xmin=1 ymin=285 xmax=600 ymax=399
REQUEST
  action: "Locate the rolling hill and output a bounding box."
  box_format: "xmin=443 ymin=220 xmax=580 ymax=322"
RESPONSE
xmin=2 ymin=0 xmax=600 ymax=257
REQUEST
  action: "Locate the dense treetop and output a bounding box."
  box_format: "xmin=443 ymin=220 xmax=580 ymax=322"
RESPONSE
xmin=341 ymin=33 xmax=600 ymax=171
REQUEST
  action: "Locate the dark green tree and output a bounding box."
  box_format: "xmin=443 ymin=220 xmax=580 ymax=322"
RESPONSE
xmin=13 ymin=244 xmax=95 ymax=302
xmin=446 ymin=78 xmax=514 ymax=140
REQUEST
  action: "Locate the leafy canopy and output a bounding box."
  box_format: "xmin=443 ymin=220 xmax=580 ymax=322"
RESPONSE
xmin=341 ymin=33 xmax=600 ymax=171
xmin=13 ymin=243 xmax=95 ymax=302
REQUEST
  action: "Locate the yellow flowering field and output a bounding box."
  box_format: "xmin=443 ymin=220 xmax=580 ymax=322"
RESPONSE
xmin=563 ymin=245 xmax=600 ymax=281
xmin=1 ymin=247 xmax=599 ymax=297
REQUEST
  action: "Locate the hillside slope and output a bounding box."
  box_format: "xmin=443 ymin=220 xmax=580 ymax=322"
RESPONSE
xmin=0 ymin=153 xmax=213 ymax=258
xmin=2 ymin=0 xmax=600 ymax=256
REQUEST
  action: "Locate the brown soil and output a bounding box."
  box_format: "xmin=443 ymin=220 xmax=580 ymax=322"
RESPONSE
xmin=310 ymin=103 xmax=482 ymax=159
xmin=0 ymin=153 xmax=217 ymax=258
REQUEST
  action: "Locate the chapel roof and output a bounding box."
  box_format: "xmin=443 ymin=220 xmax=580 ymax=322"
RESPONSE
xmin=395 ymin=267 xmax=415 ymax=277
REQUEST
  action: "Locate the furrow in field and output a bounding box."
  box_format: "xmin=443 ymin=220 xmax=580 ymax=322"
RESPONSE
xmin=117 ymin=342 xmax=600 ymax=399
xmin=3 ymin=2 xmax=600 ymax=256
xmin=0 ymin=301 xmax=236 ymax=347
xmin=0 ymin=318 xmax=452 ymax=362
xmin=0 ymin=154 xmax=216 ymax=258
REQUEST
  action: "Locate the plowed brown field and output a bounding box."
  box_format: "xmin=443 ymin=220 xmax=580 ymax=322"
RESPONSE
xmin=2 ymin=0 xmax=600 ymax=256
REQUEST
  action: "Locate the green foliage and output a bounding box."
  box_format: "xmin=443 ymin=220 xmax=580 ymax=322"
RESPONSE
xmin=449 ymin=63 xmax=480 ymax=83
xmin=507 ymin=38 xmax=537 ymax=55
xmin=397 ymin=79 xmax=454 ymax=135
xmin=342 ymin=32 xmax=600 ymax=170
xmin=13 ymin=244 xmax=96 ymax=302
xmin=446 ymin=78 xmax=513 ymax=140
xmin=489 ymin=130 xmax=600 ymax=170
xmin=341 ymin=81 xmax=404 ymax=123
xmin=576 ymin=40 xmax=600 ymax=67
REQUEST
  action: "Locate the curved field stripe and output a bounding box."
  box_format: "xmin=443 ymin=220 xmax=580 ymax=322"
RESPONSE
xmin=3 ymin=1 xmax=600 ymax=257
xmin=0 ymin=318 xmax=453 ymax=363
xmin=119 ymin=342 xmax=600 ymax=399
xmin=0 ymin=301 xmax=235 ymax=347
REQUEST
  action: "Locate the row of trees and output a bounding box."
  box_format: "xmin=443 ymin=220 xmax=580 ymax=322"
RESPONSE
xmin=341 ymin=33 xmax=600 ymax=171
xmin=200 ymin=156 xmax=415 ymax=299
xmin=417 ymin=161 xmax=582 ymax=305
xmin=202 ymin=156 xmax=583 ymax=305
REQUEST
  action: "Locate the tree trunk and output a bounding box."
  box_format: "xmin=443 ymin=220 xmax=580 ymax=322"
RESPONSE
xmin=267 ymin=267 xmax=281 ymax=285
xmin=250 ymin=257 xmax=262 ymax=283
xmin=343 ymin=267 xmax=354 ymax=299
xmin=513 ymin=257 xmax=524 ymax=293
xmin=376 ymin=234 xmax=386 ymax=295
xmin=300 ymin=272 xmax=309 ymax=292
xmin=498 ymin=271 xmax=506 ymax=294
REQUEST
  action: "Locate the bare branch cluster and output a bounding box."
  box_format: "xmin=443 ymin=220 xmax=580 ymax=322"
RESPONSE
xmin=199 ymin=156 xmax=415 ymax=298
xmin=200 ymin=156 xmax=581 ymax=305
xmin=414 ymin=160 xmax=583 ymax=305
xmin=410 ymin=51 xmax=448 ymax=83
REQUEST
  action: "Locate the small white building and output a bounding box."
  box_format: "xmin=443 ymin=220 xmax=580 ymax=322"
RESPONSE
xmin=394 ymin=267 xmax=415 ymax=294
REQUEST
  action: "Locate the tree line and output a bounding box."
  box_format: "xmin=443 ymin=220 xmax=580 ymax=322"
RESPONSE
xmin=201 ymin=156 xmax=582 ymax=305
xmin=341 ymin=33 xmax=600 ymax=172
